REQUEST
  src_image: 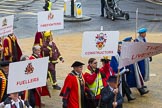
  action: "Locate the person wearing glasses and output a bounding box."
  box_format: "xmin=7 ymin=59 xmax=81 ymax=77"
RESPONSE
xmin=83 ymin=58 xmax=104 ymax=108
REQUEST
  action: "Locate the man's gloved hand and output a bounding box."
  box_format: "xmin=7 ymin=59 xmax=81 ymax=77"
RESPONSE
xmin=149 ymin=57 xmax=152 ymax=62
xmin=95 ymin=68 xmax=99 ymax=74
xmin=113 ymin=88 xmax=118 ymax=95
xmin=3 ymin=97 xmax=11 ymax=105
xmin=24 ymin=100 xmax=30 ymax=107
xmin=126 ymin=69 xmax=131 ymax=73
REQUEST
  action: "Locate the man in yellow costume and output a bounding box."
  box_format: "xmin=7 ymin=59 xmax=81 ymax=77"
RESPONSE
xmin=34 ymin=31 xmax=64 ymax=90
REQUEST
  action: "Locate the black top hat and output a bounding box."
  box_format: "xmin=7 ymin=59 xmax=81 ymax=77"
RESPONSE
xmin=107 ymin=76 xmax=117 ymax=83
xmin=0 ymin=61 xmax=10 ymax=67
xmin=71 ymin=61 xmax=85 ymax=67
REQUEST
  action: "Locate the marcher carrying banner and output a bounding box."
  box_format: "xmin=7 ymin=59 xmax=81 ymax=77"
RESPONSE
xmin=0 ymin=15 xmax=14 ymax=37
xmin=119 ymin=42 xmax=162 ymax=69
xmin=82 ymin=31 xmax=119 ymax=57
xmin=7 ymin=57 xmax=49 ymax=94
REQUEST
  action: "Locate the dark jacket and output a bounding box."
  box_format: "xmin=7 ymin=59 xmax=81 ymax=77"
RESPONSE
xmin=43 ymin=1 xmax=49 ymax=11
xmin=100 ymin=85 xmax=123 ymax=108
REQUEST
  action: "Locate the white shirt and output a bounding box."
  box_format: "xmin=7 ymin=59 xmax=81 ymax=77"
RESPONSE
xmin=4 ymin=99 xmax=32 ymax=108
xmin=0 ymin=102 xmax=5 ymax=108
xmin=109 ymin=85 xmax=114 ymax=92
xmin=14 ymin=100 xmax=20 ymax=108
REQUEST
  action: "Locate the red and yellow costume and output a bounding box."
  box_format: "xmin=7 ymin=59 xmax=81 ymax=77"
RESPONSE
xmin=60 ymin=71 xmax=85 ymax=108
xmin=0 ymin=69 xmax=7 ymax=102
xmin=34 ymin=31 xmax=63 ymax=88
xmin=3 ymin=34 xmax=22 ymax=62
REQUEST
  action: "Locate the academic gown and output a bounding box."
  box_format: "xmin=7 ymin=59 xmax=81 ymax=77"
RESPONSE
xmin=125 ymin=64 xmax=137 ymax=87
xmin=110 ymin=54 xmax=123 ymax=95
xmin=110 ymin=53 xmax=132 ymax=96
xmin=134 ymin=36 xmax=150 ymax=81
xmin=60 ymin=71 xmax=85 ymax=108
xmin=126 ymin=63 xmax=145 ymax=88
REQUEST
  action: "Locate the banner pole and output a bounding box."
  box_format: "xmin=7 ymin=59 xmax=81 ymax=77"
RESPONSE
xmin=100 ymin=26 xmax=103 ymax=31
xmin=113 ymin=69 xmax=120 ymax=108
xmin=135 ymin=8 xmax=138 ymax=39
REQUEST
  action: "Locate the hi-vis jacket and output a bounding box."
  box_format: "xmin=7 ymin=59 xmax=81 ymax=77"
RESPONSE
xmin=84 ymin=67 xmax=104 ymax=97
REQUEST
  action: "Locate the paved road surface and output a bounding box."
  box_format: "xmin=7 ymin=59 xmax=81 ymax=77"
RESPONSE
xmin=0 ymin=0 xmax=162 ymax=38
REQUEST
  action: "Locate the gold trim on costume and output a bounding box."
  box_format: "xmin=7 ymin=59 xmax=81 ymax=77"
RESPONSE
xmin=76 ymin=75 xmax=81 ymax=108
xmin=5 ymin=37 xmax=12 ymax=61
xmin=48 ymin=71 xmax=54 ymax=85
xmin=40 ymin=38 xmax=43 ymax=46
xmin=76 ymin=74 xmax=85 ymax=108
xmin=0 ymin=70 xmax=7 ymax=102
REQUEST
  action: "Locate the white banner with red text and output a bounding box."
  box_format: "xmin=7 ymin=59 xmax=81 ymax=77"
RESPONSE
xmin=82 ymin=31 xmax=119 ymax=57
xmin=37 ymin=10 xmax=64 ymax=32
xmin=7 ymin=57 xmax=49 ymax=94
xmin=118 ymin=42 xmax=162 ymax=69
xmin=0 ymin=15 xmax=14 ymax=37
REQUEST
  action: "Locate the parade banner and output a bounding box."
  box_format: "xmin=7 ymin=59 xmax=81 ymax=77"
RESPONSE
xmin=118 ymin=42 xmax=162 ymax=68
xmin=7 ymin=57 xmax=49 ymax=94
xmin=37 ymin=10 xmax=64 ymax=32
xmin=82 ymin=31 xmax=119 ymax=57
xmin=0 ymin=15 xmax=14 ymax=37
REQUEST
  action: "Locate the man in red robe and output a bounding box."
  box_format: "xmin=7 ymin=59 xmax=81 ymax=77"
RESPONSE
xmin=3 ymin=33 xmax=22 ymax=62
xmin=60 ymin=61 xmax=85 ymax=108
